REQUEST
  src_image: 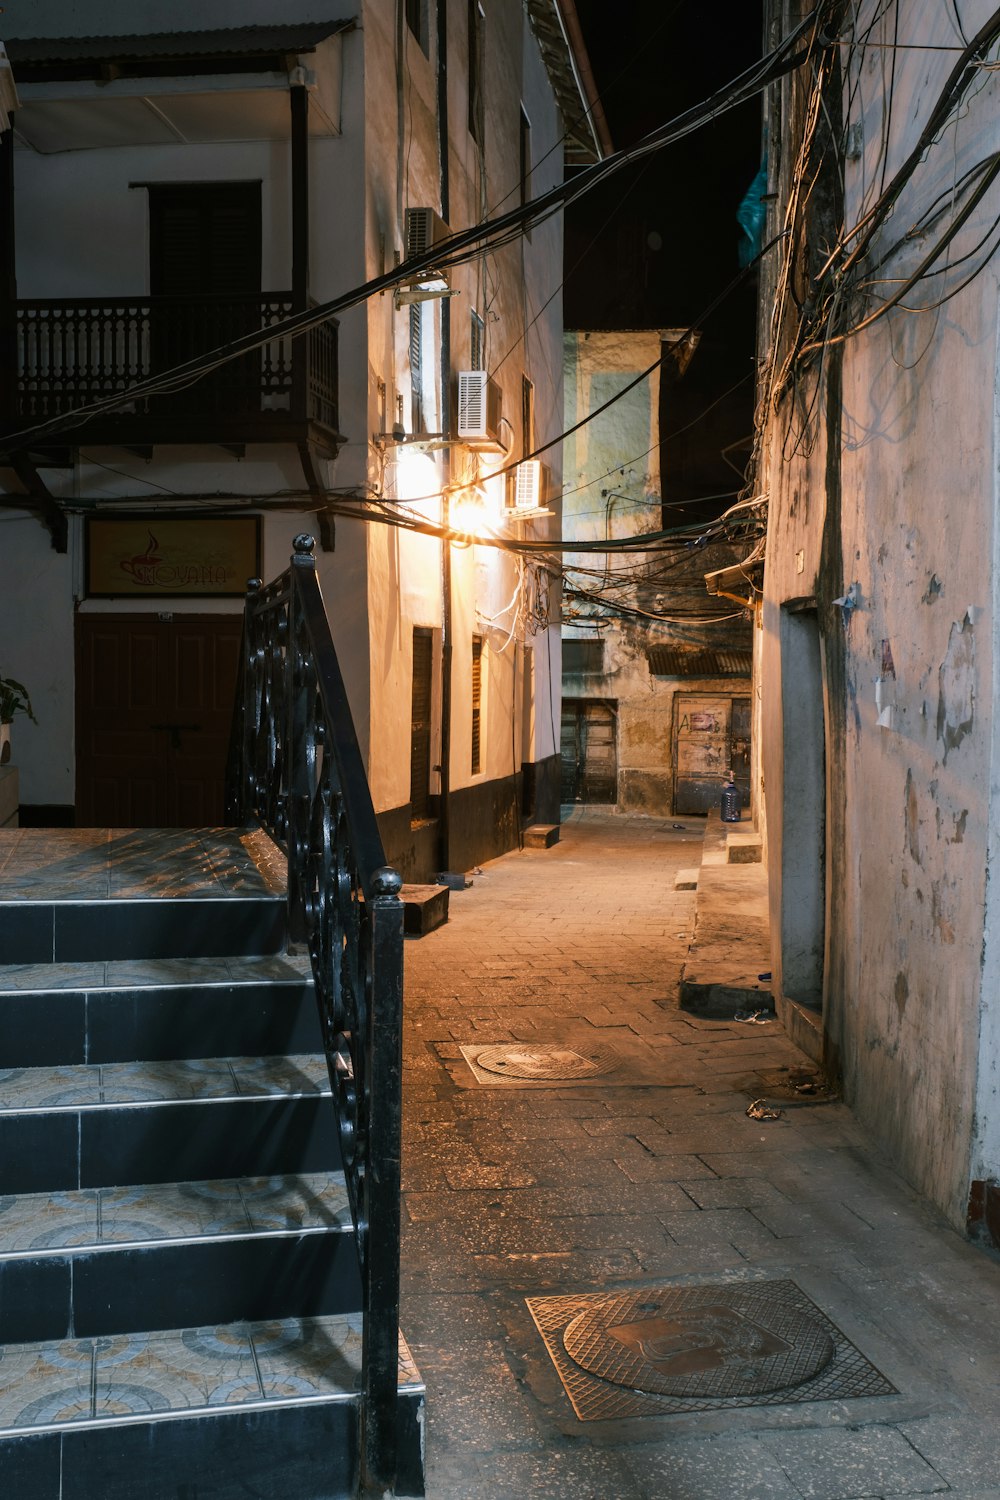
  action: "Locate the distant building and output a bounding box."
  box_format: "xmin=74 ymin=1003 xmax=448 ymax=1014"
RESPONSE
xmin=0 ymin=0 xmax=607 ymax=878
xmin=561 ymin=327 xmax=753 ymax=816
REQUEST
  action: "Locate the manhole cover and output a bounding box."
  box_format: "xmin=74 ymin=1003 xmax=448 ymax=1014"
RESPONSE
xmin=562 ymin=1285 xmax=834 ymax=1398
xmin=526 ymin=1279 xmax=896 ymax=1421
xmin=472 ymin=1045 xmax=617 ymax=1080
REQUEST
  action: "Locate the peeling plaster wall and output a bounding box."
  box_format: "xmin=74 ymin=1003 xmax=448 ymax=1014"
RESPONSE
xmin=759 ymin=1 xmax=1000 ymax=1227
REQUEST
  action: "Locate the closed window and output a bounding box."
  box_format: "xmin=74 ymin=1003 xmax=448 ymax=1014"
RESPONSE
xmin=468 ymin=1 xmax=485 ymax=146
xmin=471 ymin=634 xmax=484 ymax=774
xmin=410 ymin=628 xmax=434 ymax=821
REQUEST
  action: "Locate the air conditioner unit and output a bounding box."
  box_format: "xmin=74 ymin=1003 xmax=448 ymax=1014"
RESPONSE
xmin=404 ymin=206 xmax=451 ymax=260
xmin=457 ymin=370 xmax=503 ymax=446
xmin=508 ymin=459 xmax=552 ymax=512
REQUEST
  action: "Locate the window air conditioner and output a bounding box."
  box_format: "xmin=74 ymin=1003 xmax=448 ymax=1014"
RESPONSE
xmin=404 ymin=206 xmax=451 ymax=260
xmin=457 ymin=370 xmax=503 ymax=446
xmin=508 ymin=459 xmax=552 ymax=512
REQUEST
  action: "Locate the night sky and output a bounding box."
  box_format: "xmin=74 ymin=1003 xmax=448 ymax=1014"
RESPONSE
xmin=567 ymin=2 xmax=764 ymax=519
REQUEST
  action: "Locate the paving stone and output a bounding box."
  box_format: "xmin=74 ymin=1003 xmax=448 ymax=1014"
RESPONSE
xmin=620 ymin=1435 xmax=804 ymax=1500
xmin=760 ymin=1426 xmax=948 ymax=1498
xmin=396 ymin=809 xmax=1000 ymax=1499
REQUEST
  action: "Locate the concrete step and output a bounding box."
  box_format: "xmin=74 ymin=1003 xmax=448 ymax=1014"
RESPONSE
xmin=0 ymin=1170 xmax=360 ymax=1345
xmin=401 ymin=882 xmax=449 ymax=936
xmin=0 ymin=1313 xmax=425 ymax=1500
xmin=0 ymin=1055 xmax=339 ymax=1194
xmin=524 ymin=824 xmax=560 ymax=849
xmin=0 ymin=955 xmax=318 ymax=1067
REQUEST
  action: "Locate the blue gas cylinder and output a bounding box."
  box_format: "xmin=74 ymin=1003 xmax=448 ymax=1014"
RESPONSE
xmin=721 ymin=778 xmax=742 ymax=822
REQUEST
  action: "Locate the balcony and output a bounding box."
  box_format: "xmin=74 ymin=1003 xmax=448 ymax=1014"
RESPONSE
xmin=6 ymin=292 xmax=341 ymax=454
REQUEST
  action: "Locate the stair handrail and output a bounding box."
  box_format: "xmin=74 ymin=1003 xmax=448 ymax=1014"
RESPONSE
xmin=226 ymin=533 xmax=403 ymax=1497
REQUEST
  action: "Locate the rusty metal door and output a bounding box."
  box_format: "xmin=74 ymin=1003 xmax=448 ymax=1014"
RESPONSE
xmin=560 ymin=699 xmax=617 ymax=804
xmin=672 ymin=693 xmax=732 ymax=815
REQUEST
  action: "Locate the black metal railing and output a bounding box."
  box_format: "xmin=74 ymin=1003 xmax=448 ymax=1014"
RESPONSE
xmin=12 ymin=293 xmax=339 ymax=432
xmin=226 ymin=535 xmax=403 ymax=1495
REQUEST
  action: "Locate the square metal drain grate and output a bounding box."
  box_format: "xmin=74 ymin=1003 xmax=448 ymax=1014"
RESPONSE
xmin=527 ymin=1279 xmax=896 ymax=1421
xmin=459 ymin=1043 xmax=620 ymax=1086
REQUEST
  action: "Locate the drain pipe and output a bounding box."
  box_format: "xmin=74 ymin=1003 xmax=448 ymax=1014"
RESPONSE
xmin=437 ymin=0 xmax=453 ymax=875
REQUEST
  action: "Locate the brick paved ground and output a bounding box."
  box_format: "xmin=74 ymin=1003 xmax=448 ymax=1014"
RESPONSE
xmin=399 ymin=809 xmax=1000 ymax=1500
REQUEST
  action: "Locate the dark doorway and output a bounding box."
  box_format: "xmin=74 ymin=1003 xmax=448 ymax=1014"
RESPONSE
xmin=560 ymin=699 xmax=617 ymax=804
xmin=75 ymin=614 xmax=242 ymax=827
xmin=410 ymin=628 xmax=434 ymax=823
xmin=147 ymin=182 xmax=262 ymax=413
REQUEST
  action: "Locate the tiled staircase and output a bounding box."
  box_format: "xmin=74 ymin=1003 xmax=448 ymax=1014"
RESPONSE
xmin=0 ymin=828 xmax=424 ymax=1499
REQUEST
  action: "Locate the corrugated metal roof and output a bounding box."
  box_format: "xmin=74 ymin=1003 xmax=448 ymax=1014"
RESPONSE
xmin=5 ymin=23 xmax=353 ymax=68
xmin=647 ymin=648 xmax=752 ymax=678
xmin=523 ymin=0 xmax=611 ymax=165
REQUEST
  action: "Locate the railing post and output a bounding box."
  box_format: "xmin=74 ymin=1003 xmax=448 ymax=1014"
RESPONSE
xmin=286 ymin=535 xmax=318 ymax=945
xmin=361 ymin=864 xmax=404 ymax=1497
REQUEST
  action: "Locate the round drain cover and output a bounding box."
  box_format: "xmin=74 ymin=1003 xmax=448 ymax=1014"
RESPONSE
xmin=473 ymin=1046 xmax=617 ymax=1080
xmin=562 ymin=1287 xmax=834 ymax=1399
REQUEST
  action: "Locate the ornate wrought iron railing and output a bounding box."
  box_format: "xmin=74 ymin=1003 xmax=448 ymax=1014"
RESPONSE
xmin=226 ymin=535 xmax=404 ymax=1495
xmin=13 ymin=293 xmax=339 ymax=432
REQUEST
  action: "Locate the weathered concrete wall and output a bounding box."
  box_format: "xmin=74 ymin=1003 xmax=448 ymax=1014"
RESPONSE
xmin=759 ymin=0 xmax=1000 ymax=1227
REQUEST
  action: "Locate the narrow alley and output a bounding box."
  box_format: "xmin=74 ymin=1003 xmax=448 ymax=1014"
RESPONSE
xmin=400 ymin=811 xmax=1000 ymax=1500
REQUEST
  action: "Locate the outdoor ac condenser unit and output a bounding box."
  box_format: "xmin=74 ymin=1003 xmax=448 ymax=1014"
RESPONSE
xmin=509 ymin=459 xmax=551 ymax=511
xmin=404 ymin=206 xmax=451 ymax=260
xmin=457 ymin=370 xmax=503 ymax=445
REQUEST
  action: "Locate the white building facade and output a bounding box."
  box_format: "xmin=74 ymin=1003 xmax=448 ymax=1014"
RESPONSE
xmin=0 ymin=0 xmax=606 ymax=879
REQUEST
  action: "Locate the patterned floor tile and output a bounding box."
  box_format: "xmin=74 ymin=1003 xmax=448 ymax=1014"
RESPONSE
xmin=0 ymin=1339 xmax=94 ymax=1429
xmin=104 ymin=957 xmax=236 ymax=988
xmin=252 ymin=1314 xmax=363 ymax=1399
xmin=0 ymin=1065 xmax=100 ymax=1109
xmin=241 ymin=1173 xmax=351 ymax=1232
xmin=99 ymin=1059 xmax=239 ymax=1102
xmin=0 ymin=1189 xmax=99 ymax=1252
xmin=0 ymin=963 xmax=107 ymax=992
xmin=99 ymin=1181 xmax=251 ymax=1243
xmin=93 ymin=1325 xmax=261 ymax=1416
xmin=230 ymin=1055 xmax=329 ymax=1096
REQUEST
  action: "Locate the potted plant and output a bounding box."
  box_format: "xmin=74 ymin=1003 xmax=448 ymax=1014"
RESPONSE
xmin=0 ymin=674 xmax=36 ymax=765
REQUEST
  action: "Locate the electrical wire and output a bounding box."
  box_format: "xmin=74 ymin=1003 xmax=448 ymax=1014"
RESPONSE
xmin=0 ymin=8 xmax=822 ymax=455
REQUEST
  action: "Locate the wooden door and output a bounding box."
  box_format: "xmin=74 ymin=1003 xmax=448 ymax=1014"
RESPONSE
xmin=76 ymin=615 xmax=242 ymax=827
xmin=560 ymin=699 xmax=617 ymax=804
xmin=672 ymin=693 xmax=732 ymax=815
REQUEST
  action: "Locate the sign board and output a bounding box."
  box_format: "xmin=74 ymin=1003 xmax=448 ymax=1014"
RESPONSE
xmin=86 ymin=516 xmax=259 ymax=598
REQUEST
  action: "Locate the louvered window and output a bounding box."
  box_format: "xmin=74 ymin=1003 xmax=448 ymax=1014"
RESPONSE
xmin=148 ymin=183 xmax=261 ymax=295
xmin=470 ymin=309 xmax=485 ymax=371
xmin=471 ymin=634 xmax=484 ymax=775
xmin=410 ymin=628 xmax=434 ymax=820
xmin=409 ymin=303 xmax=424 ymax=433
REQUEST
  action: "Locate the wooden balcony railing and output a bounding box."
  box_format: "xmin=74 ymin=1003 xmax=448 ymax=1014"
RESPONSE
xmin=10 ymin=293 xmax=339 ymax=441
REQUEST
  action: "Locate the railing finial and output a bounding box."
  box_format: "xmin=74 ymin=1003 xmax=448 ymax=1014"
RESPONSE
xmin=293 ymin=533 xmax=316 ymax=558
xmin=371 ymin=865 xmax=403 ymax=898
xmin=246 ymin=578 xmax=262 ymax=595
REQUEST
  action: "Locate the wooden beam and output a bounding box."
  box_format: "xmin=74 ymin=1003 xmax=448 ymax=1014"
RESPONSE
xmin=9 ymin=455 xmax=68 ymax=552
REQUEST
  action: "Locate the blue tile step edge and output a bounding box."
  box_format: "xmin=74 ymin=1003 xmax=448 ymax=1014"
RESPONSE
xmin=0 ymin=1311 xmax=423 ymax=1437
xmin=0 ymin=1219 xmax=364 ymax=1345
xmin=0 ymin=1379 xmax=427 ymax=1500
xmin=0 ymin=970 xmax=321 ymax=1067
xmin=0 ymin=1171 xmax=351 ymax=1257
xmin=0 ymin=1054 xmax=330 ymax=1112
xmin=0 ymin=897 xmax=287 ymax=965
xmin=0 ymin=1091 xmax=343 ymax=1195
